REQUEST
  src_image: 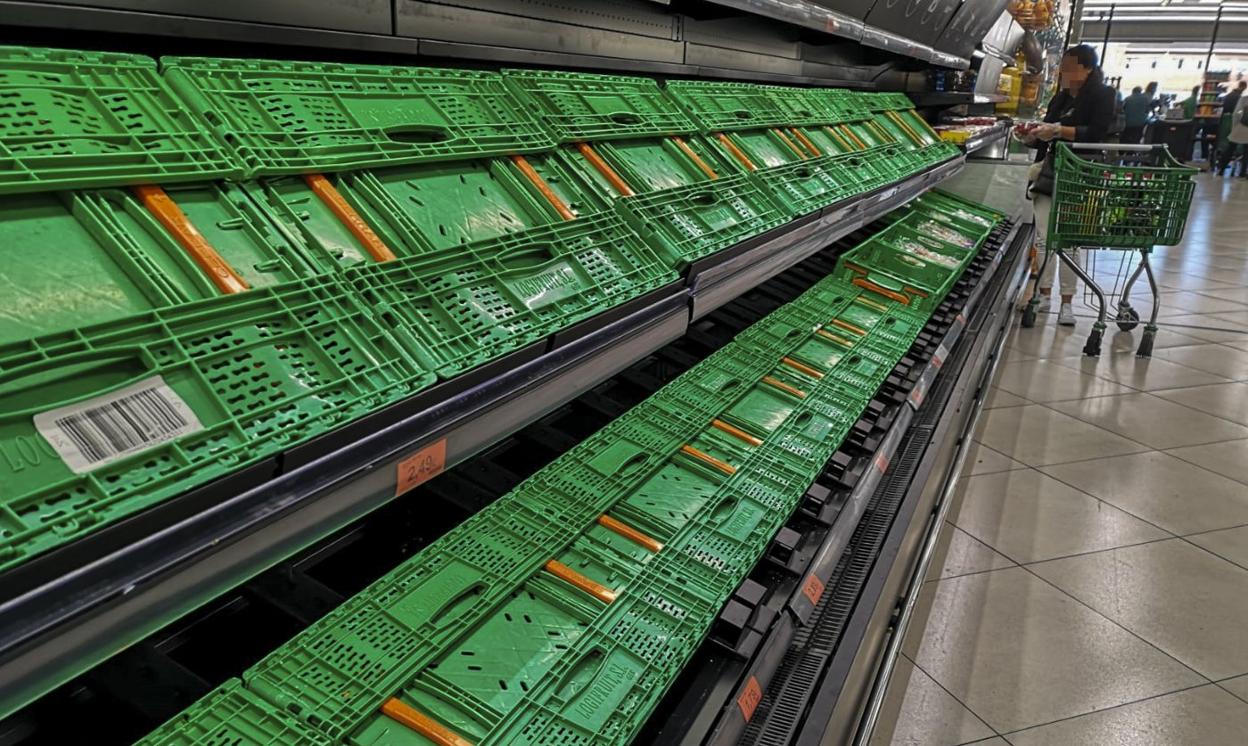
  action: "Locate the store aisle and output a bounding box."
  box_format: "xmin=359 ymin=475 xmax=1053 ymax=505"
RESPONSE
xmin=872 ymin=174 xmax=1248 ymax=745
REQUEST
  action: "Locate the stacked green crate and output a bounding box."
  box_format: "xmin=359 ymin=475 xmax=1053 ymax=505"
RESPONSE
xmin=502 ymin=69 xmax=788 ymax=269
xmin=858 ymin=92 xmax=960 ymax=170
xmin=162 ymin=56 xmax=678 ymax=380
xmin=137 ymin=211 xmax=996 ymax=743
xmin=664 ymin=80 xmax=883 ymax=218
xmin=834 ymin=191 xmax=1001 ymax=312
xmin=0 ymin=47 xmax=438 ymax=571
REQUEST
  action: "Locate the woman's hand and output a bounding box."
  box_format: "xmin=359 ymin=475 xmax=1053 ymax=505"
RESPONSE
xmin=1034 ymin=122 xmax=1062 ymax=141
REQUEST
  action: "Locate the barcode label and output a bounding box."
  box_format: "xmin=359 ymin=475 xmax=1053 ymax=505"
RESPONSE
xmin=34 ymin=376 xmax=203 ymax=474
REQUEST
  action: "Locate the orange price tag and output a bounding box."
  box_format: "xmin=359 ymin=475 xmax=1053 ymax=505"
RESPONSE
xmin=737 ymin=676 xmax=763 ymax=721
xmin=396 ymin=439 xmax=447 ymax=497
xmin=802 ymin=574 xmax=825 ymax=605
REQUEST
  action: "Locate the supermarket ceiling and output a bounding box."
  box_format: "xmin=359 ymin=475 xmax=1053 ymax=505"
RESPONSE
xmin=1082 ymin=0 xmax=1248 ymax=44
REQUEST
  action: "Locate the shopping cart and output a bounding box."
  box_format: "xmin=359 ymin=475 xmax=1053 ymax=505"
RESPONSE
xmin=1021 ymin=142 xmax=1198 ymax=357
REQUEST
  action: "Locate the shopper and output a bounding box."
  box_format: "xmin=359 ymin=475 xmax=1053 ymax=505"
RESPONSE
xmin=1020 ymin=44 xmax=1116 ymax=326
xmin=1218 ymin=81 xmax=1247 ymax=175
xmin=1122 ymin=85 xmax=1151 ymax=144
xmin=1231 ymin=92 xmax=1248 ymax=179
xmin=1181 ymin=85 xmax=1200 ymax=119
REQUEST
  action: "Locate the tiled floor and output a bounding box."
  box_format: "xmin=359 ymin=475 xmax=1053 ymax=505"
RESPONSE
xmin=872 ymin=174 xmax=1248 ymax=745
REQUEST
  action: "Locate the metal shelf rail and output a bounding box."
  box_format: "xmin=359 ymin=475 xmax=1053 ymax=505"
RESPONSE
xmin=962 ymin=120 xmax=1014 ymax=156
xmin=0 ymin=153 xmax=965 ymax=719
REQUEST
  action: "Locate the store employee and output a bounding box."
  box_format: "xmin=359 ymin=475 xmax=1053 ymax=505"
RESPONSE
xmin=1019 ymin=44 xmax=1116 ymax=327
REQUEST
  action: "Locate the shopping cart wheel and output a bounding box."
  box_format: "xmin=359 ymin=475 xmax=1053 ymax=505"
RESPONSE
xmin=1116 ymin=304 xmax=1140 ymax=332
xmin=1083 ymin=327 xmax=1104 ymax=357
xmin=1137 ymin=327 xmax=1156 ymax=358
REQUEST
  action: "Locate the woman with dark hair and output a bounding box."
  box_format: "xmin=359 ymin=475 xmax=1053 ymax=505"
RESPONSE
xmin=1019 ymin=44 xmax=1117 ymax=326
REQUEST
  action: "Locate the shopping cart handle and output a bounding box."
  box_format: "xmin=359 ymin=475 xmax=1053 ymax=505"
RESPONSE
xmin=1067 ymin=142 xmax=1167 ymax=152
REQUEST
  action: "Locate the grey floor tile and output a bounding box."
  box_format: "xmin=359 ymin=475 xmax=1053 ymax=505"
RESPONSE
xmin=1198 ymin=286 xmax=1248 ymax=304
xmin=950 ymin=470 xmax=1168 ymax=563
xmin=1006 ymin=323 xmax=1197 ymax=361
xmin=990 ymin=360 xmax=1131 ymax=403
xmin=1157 ymin=273 xmax=1241 ymax=292
xmin=1152 ymin=343 xmax=1248 ymax=380
xmin=1005 ymin=685 xmax=1248 ymax=746
xmin=1161 ymin=314 xmax=1248 ymax=343
xmin=1050 ymin=352 xmax=1229 ymax=392
xmin=976 ymin=405 xmax=1148 ymax=467
xmin=961 ymin=441 xmax=1025 ymax=476
xmin=983 ymin=387 xmax=1030 ymax=409
xmin=868 ymin=657 xmax=996 ymax=746
xmin=1031 ymin=539 xmax=1248 ymax=679
xmin=1155 ymin=291 xmax=1248 ymax=315
xmin=1155 ymin=383 xmax=1248 ymax=426
xmin=927 ymin=524 xmax=1016 ymax=581
xmin=903 ymin=567 xmax=1202 ymax=733
xmin=1166 ymin=438 xmax=1248 ymax=485
xmin=1187 ymin=525 xmax=1248 ymax=571
xmin=1042 ymin=451 xmax=1248 ymax=535
xmin=1221 ymin=674 xmax=1248 ymax=704
xmin=1046 ymin=392 xmax=1248 ymax=449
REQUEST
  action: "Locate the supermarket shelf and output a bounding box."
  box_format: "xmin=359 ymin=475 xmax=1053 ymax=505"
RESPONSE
xmin=643 ymin=216 xmax=1029 ymax=746
xmin=961 ymin=121 xmax=1013 ymax=155
xmin=909 ymin=91 xmax=1008 ymax=107
xmin=703 ymin=0 xmax=970 ymax=69
xmin=0 ymin=155 xmax=966 ymax=719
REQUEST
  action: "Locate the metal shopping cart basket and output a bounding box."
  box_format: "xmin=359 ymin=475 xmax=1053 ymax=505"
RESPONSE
xmin=1021 ymin=142 xmax=1198 ymax=357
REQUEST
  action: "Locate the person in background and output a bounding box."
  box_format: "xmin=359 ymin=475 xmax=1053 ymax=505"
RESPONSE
xmin=1217 ymin=81 xmax=1247 ymax=175
xmin=1181 ymin=85 xmax=1200 ymax=119
xmin=1122 ymin=85 xmax=1152 ymax=143
xmin=1019 ymin=44 xmax=1116 ymax=327
xmin=1145 ymin=81 xmax=1160 ymax=116
xmin=1230 ymin=91 xmax=1248 ymax=179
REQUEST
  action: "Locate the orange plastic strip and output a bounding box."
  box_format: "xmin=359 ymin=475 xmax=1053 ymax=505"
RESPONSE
xmin=904 ymin=285 xmax=930 ymax=298
xmin=381 ymin=699 xmax=474 ymax=746
xmin=711 ymin=418 xmax=763 ymax=447
xmin=782 ymin=356 xmax=825 ymax=379
xmin=868 ymin=120 xmax=898 ymax=145
xmin=789 ymin=128 xmax=822 ymax=157
xmin=511 ymin=155 xmax=576 ymax=220
xmin=772 ymin=128 xmax=808 ymax=160
xmin=841 ymin=126 xmax=869 ymax=150
xmin=830 ymin=318 xmax=867 ymax=336
xmin=544 ymin=560 xmax=617 ymax=603
xmin=575 ymin=142 xmax=635 ymax=197
xmin=852 ymin=277 xmax=911 ymax=305
xmin=886 ymin=111 xmax=925 ymax=145
xmin=134 ymin=185 xmax=249 ymax=295
xmin=855 ymin=295 xmax=889 ymax=312
xmin=598 ymin=515 xmax=664 ymax=552
xmin=716 ymin=133 xmax=757 ymax=171
xmin=672 ymin=137 xmax=719 ymax=180
xmin=816 ymin=328 xmax=856 ymax=347
xmin=761 ymin=376 xmax=807 ymax=399
xmin=823 ymin=126 xmax=855 ymax=153
xmin=303 ymin=174 xmax=397 ymax=262
xmin=843 ymin=261 xmax=869 ymax=275
xmin=680 ymin=444 xmax=737 ymax=475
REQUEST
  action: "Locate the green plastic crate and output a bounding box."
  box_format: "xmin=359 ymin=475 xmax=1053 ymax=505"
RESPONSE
xmin=0 ymin=46 xmax=238 ymax=194
xmin=921 ymin=189 xmax=1006 ymax=226
xmin=836 ymin=239 xmax=962 ymax=312
xmin=347 ymin=212 xmax=674 ymax=378
xmin=136 ymin=679 xmax=332 ymax=746
xmin=0 ymin=181 xmax=331 ymax=345
xmin=502 ymin=69 xmax=696 ymax=141
xmin=756 ymin=84 xmax=842 ymax=127
xmin=664 ymin=80 xmax=793 ymax=132
xmin=162 ymin=56 xmax=554 ymax=176
xmin=611 ymin=173 xmax=788 ymax=268
xmin=745 ymin=155 xmax=874 ymax=217
xmin=861 ymin=91 xmax=916 ymax=112
xmin=0 ymin=275 xmax=433 ymax=571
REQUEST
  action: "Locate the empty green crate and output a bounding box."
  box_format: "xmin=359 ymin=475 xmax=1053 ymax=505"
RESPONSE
xmin=664 ymin=80 xmax=794 ymax=132
xmin=162 ymin=56 xmax=553 ymax=176
xmin=862 ymin=92 xmax=916 ymax=112
xmin=612 ymin=174 xmax=787 ymax=267
xmin=347 ymin=212 xmax=674 ymax=378
xmin=745 ymin=156 xmax=865 ymax=217
xmin=0 ymin=275 xmax=433 ymax=571
xmin=0 ymin=46 xmax=238 ymax=194
xmin=502 ymin=69 xmax=696 ymax=141
xmin=0 ymin=181 xmax=333 ymax=344
xmin=136 ymin=679 xmax=332 ymax=746
xmin=836 ymin=240 xmax=962 ymax=312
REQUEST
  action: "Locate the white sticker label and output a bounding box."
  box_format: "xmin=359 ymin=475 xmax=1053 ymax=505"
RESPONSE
xmin=34 ymin=376 xmax=203 ymax=474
